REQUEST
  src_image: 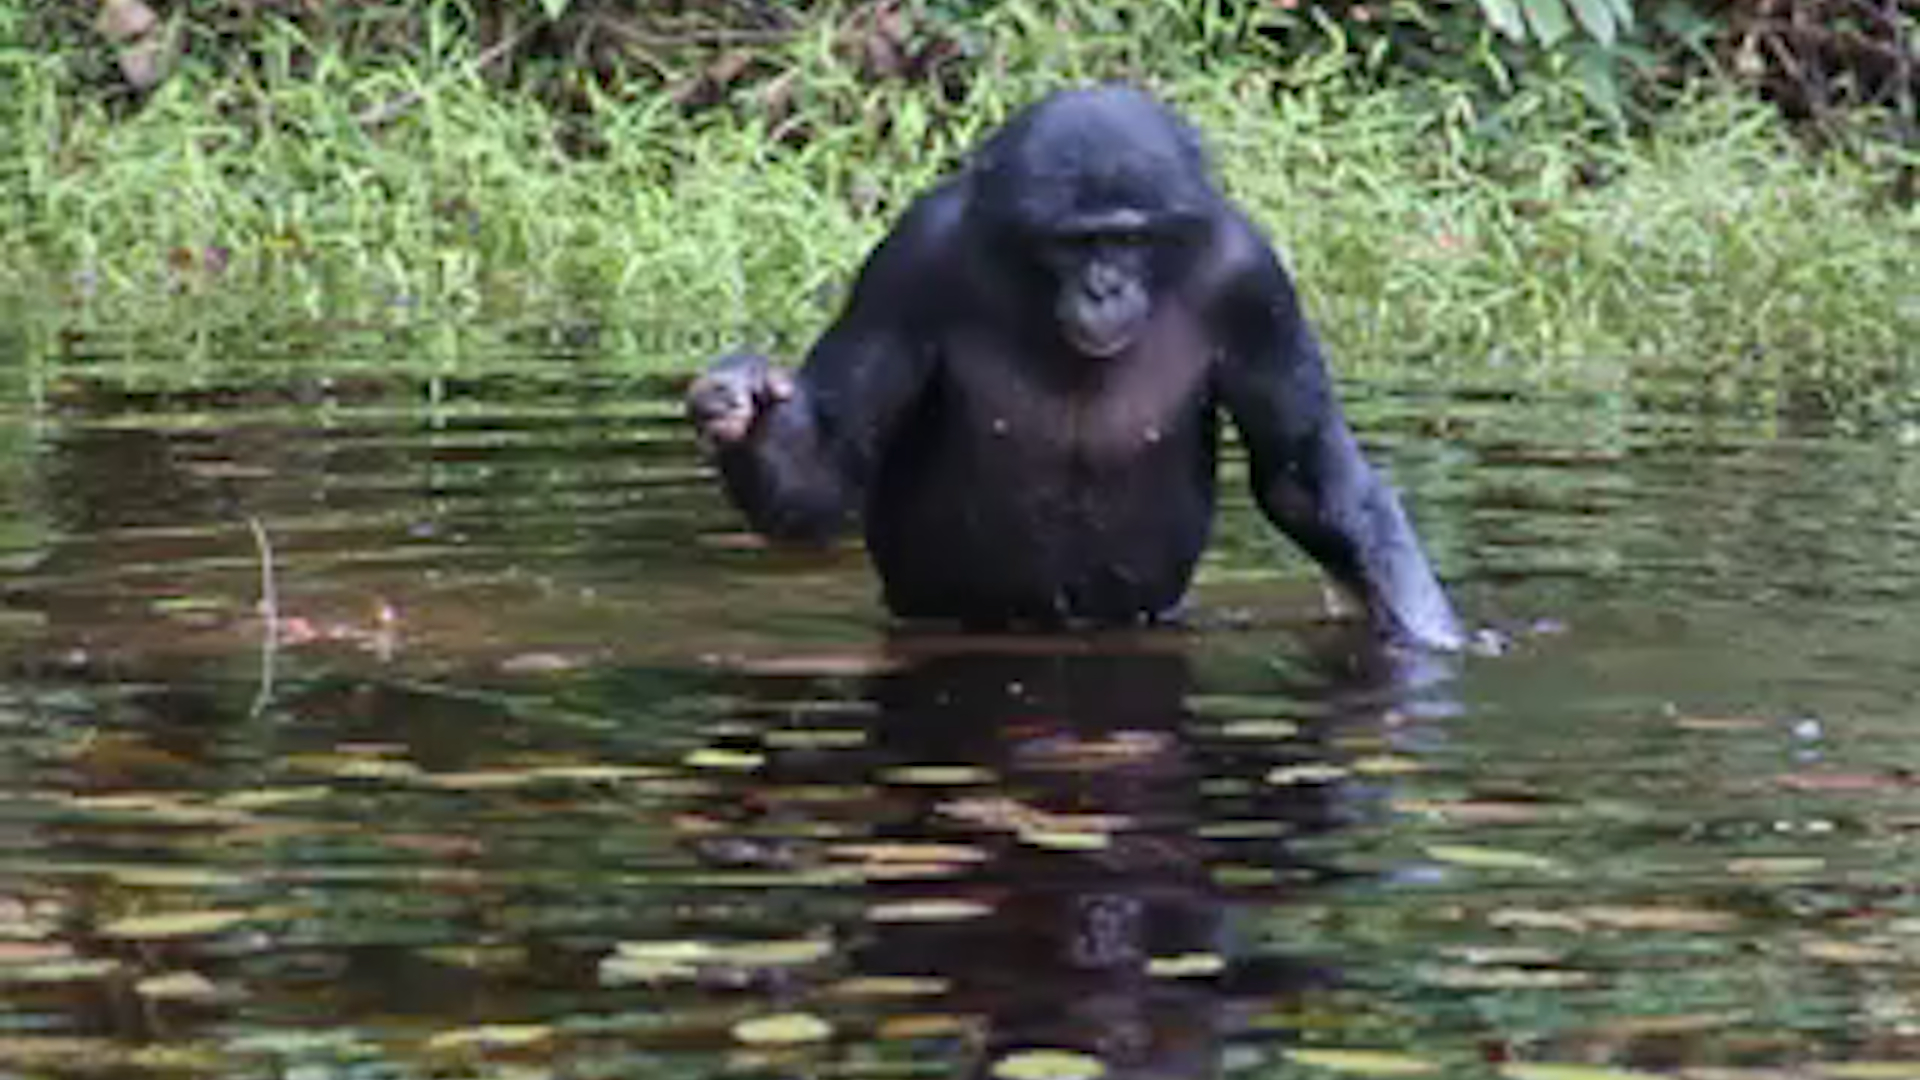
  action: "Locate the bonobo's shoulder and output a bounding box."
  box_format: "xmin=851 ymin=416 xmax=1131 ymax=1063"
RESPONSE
xmin=1197 ymin=210 xmax=1289 ymax=294
xmin=871 ymin=181 xmax=968 ymax=267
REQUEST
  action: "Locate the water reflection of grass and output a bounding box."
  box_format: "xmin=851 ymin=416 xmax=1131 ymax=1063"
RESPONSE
xmin=3 ymin=30 xmax=1914 ymax=402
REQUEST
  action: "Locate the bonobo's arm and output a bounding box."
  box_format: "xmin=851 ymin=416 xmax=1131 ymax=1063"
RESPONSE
xmin=687 ymin=189 xmax=952 ymax=541
xmin=1208 ymin=219 xmax=1463 ymax=650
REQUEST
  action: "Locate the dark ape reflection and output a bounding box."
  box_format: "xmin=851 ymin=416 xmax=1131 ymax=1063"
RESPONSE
xmin=689 ymin=632 xmax=1440 ymax=1078
xmin=688 ymin=86 xmax=1460 ymax=649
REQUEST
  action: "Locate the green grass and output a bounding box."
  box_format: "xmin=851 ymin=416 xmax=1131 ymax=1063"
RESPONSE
xmin=1 ymin=8 xmax=1915 ymax=416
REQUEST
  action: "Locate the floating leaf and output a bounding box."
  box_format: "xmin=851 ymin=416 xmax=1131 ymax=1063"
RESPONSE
xmin=0 ymin=942 xmax=70 ymax=965
xmin=1488 ymin=908 xmax=1588 ymax=932
xmin=99 ymin=909 xmax=249 ymax=940
xmin=1353 ymin=755 xmax=1423 ymax=776
xmin=1425 ymin=844 xmax=1562 ymax=873
xmin=1267 ymin=764 xmax=1349 ymax=786
xmin=732 ymin=1012 xmax=833 ymax=1045
xmin=0 ymin=959 xmax=121 ymax=984
xmin=283 ymin=754 xmax=422 ymax=781
xmin=830 ymin=842 xmax=990 ymax=864
xmin=425 ymin=1024 xmax=552 ymax=1051
xmin=1421 ymin=965 xmax=1593 ymax=989
xmin=1020 ymin=829 xmax=1110 ymax=851
xmin=1801 ymin=940 xmax=1902 ymax=966
xmin=498 ymin=651 xmax=581 ymax=674
xmin=826 ymin=975 xmax=951 ymax=997
xmin=135 ymin=971 xmax=221 ymax=1001
xmin=1726 ymin=857 xmax=1826 ymax=877
xmin=722 ymin=938 xmax=835 ymax=967
xmin=867 ymin=899 xmax=994 ymax=923
xmin=1287 ymin=1049 xmax=1442 ymax=1075
xmin=215 ymin=786 xmax=332 ymax=809
xmin=1394 ymin=799 xmax=1551 ymax=824
xmin=764 ymin=728 xmax=869 ymax=749
xmin=1147 ymin=953 xmax=1225 ymax=978
xmin=1577 ymin=906 xmax=1737 ymax=932
xmin=683 ymin=747 xmax=765 ymax=771
xmin=1816 ymin=1063 xmax=1920 ymax=1080
xmin=105 ymin=866 xmax=253 ymax=889
xmin=992 ymin=1048 xmax=1109 ymax=1080
xmin=1218 ymin=719 xmax=1300 ymax=739
xmin=881 ymin=765 xmax=997 ymax=786
xmin=738 ymin=654 xmax=898 ymax=676
xmin=1502 ymin=1064 xmax=1667 ymax=1080
xmin=1196 ymin=820 xmax=1293 ymax=839
xmin=878 ymin=1014 xmax=974 ymax=1039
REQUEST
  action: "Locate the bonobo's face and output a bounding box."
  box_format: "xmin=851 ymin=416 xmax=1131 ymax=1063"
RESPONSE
xmin=970 ymin=88 xmax=1218 ymax=361
xmin=1038 ymin=208 xmax=1160 ymax=359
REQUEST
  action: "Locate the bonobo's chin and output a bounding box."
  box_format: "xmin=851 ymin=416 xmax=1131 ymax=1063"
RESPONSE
xmin=1062 ymin=320 xmax=1140 ymax=359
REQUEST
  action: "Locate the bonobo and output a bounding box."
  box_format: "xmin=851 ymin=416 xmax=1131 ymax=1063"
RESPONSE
xmin=686 ymin=86 xmax=1462 ymax=649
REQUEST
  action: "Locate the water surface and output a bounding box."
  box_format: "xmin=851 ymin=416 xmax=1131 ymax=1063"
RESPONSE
xmin=2 ymin=318 xmax=1918 ymax=1079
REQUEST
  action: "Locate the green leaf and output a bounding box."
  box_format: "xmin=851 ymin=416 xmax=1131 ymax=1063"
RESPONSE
xmin=536 ymin=0 xmax=570 ymax=19
xmin=1477 ymin=0 xmax=1528 ymax=41
xmin=1566 ymin=0 xmax=1617 ymax=45
xmin=1519 ymin=0 xmax=1573 ymax=45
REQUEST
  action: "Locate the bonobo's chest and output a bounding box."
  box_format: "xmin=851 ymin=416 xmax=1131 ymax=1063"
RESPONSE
xmin=940 ymin=312 xmax=1215 ymax=466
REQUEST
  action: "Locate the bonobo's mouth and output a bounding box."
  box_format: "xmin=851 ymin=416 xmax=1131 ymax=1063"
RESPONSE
xmin=1062 ymin=319 xmax=1138 ymax=359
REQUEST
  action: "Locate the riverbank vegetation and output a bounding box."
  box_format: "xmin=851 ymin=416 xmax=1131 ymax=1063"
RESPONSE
xmin=1 ymin=1 xmax=1914 ymax=407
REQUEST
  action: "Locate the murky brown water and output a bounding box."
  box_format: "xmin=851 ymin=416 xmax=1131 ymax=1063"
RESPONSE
xmin=3 ymin=317 xmax=1919 ymax=1079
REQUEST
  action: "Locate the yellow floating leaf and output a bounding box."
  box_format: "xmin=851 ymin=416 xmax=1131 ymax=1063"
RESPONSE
xmin=215 ymin=786 xmax=332 ymax=809
xmin=683 ymin=747 xmax=765 ymax=771
xmin=867 ymin=899 xmax=994 ymax=923
xmin=104 ymin=866 xmax=252 ymax=889
xmin=738 ymin=653 xmax=899 ymax=676
xmin=878 ymin=1013 xmax=974 ymax=1040
xmin=135 ymin=971 xmax=221 ymax=1001
xmin=0 ymin=959 xmax=121 ymax=984
xmin=424 ymin=1024 xmax=552 ymax=1050
xmin=417 ymin=770 xmax=539 ymax=790
xmin=721 ymin=938 xmax=835 ymax=967
xmin=1420 ymin=965 xmax=1593 ymax=989
xmin=1196 ymin=820 xmax=1293 ymax=839
xmin=598 ymin=955 xmax=695 ymax=985
xmin=1488 ymin=908 xmax=1588 ymax=933
xmin=1425 ymin=845 xmax=1562 ymax=873
xmin=732 ymin=1012 xmax=833 ymax=1045
xmin=764 ymin=728 xmax=869 ymax=749
xmin=1287 ymin=1049 xmax=1442 ymax=1075
xmin=1218 ymin=719 xmax=1300 ymax=739
xmin=283 ymin=754 xmax=422 ymax=781
xmin=992 ymin=1048 xmax=1109 ymax=1080
xmin=881 ymin=765 xmax=997 ymax=786
xmin=1726 ymin=857 xmax=1826 ymax=877
xmin=1502 ymin=1064 xmax=1668 ymax=1080
xmin=1352 ymin=755 xmax=1423 ymax=776
xmin=528 ymin=764 xmax=665 ymax=783
xmin=1801 ymin=939 xmax=1903 ymax=965
xmin=1577 ymin=906 xmax=1737 ymax=933
xmin=1395 ymin=799 xmax=1552 ymax=825
xmin=99 ymin=909 xmax=249 ymax=940
xmin=1020 ymin=829 xmax=1110 ymax=851
xmin=829 ymin=842 xmax=990 ymax=864
xmin=1816 ymin=1063 xmax=1920 ymax=1080
xmin=825 ymin=975 xmax=951 ymax=998
xmin=612 ymin=940 xmax=716 ymax=961
xmin=1267 ymin=764 xmax=1349 ymax=786
xmin=1147 ymin=953 xmax=1225 ymax=978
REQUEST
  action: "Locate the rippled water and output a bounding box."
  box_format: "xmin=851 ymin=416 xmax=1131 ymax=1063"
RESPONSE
xmin=2 ymin=318 xmax=1918 ymax=1079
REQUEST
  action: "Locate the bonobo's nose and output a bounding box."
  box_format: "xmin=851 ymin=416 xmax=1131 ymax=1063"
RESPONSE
xmin=1085 ymin=261 xmax=1126 ymax=299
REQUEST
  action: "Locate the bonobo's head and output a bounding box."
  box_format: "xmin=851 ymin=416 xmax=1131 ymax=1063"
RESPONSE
xmin=970 ymin=86 xmax=1216 ymax=359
